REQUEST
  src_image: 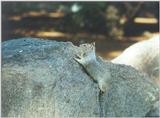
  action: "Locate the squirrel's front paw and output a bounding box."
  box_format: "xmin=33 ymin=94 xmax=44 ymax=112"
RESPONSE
xmin=74 ymin=54 xmax=83 ymax=64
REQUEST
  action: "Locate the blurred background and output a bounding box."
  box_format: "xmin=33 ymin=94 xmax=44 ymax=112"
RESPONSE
xmin=2 ymin=2 xmax=159 ymax=60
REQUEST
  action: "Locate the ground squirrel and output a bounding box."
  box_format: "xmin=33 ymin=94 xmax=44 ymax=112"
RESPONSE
xmin=74 ymin=42 xmax=111 ymax=92
xmin=74 ymin=43 xmax=160 ymax=116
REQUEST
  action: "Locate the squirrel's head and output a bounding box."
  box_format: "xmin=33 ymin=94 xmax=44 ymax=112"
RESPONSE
xmin=74 ymin=42 xmax=96 ymax=66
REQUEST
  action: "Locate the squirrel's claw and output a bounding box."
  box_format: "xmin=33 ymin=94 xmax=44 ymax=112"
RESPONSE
xmin=75 ymin=54 xmax=81 ymax=59
xmin=74 ymin=57 xmax=80 ymax=62
xmin=74 ymin=53 xmax=86 ymax=66
xmin=74 ymin=54 xmax=82 ymax=63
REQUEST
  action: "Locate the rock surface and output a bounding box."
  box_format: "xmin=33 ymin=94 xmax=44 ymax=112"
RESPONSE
xmin=2 ymin=38 xmax=100 ymax=117
xmin=2 ymin=38 xmax=159 ymax=117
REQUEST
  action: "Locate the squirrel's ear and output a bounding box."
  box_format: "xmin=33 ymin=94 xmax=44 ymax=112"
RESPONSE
xmin=91 ymin=42 xmax=95 ymax=46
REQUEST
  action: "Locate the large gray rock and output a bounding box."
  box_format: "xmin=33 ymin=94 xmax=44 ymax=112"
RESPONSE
xmin=2 ymin=38 xmax=159 ymax=117
xmin=2 ymin=38 xmax=100 ymax=117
